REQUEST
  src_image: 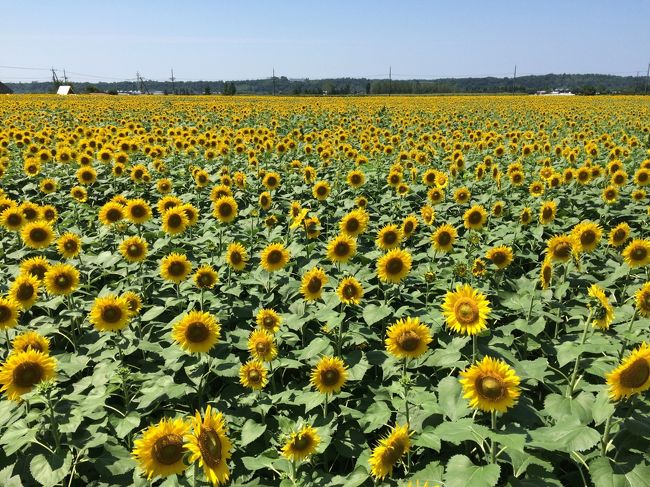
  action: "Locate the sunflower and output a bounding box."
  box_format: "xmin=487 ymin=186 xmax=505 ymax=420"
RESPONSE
xmin=12 ymin=331 xmax=50 ymax=355
xmin=571 ymin=221 xmax=602 ymax=253
xmin=539 ymin=201 xmax=557 ymax=225
xmin=311 ymin=356 xmax=348 ymax=394
xmin=260 ymin=243 xmax=290 ymax=272
xmin=588 ymin=284 xmax=614 ymax=330
xmin=454 ymin=187 xmax=471 ymax=204
xmin=0 ymin=297 xmax=20 ymax=330
xmin=300 ymin=267 xmax=328 ymax=301
xmin=427 ymin=187 xmax=445 ymax=205
xmin=21 ymin=202 xmax=40 ymax=222
xmin=118 ymin=236 xmax=148 ymax=263
xmin=57 ymin=232 xmax=82 ymax=259
xmin=226 ymin=242 xmax=248 ymax=271
xmin=385 ymin=317 xmax=432 ymax=359
xmin=172 ymin=311 xmax=221 ymax=353
xmin=327 ymin=234 xmax=357 ymax=264
xmin=529 ymin=180 xmax=545 ymax=197
xmin=347 ymin=169 xmax=365 ymax=189
xmin=606 ymin=342 xmax=650 ymax=401
xmin=44 ymin=263 xmax=79 ymax=295
xmin=194 ymin=265 xmax=218 ymax=289
xmin=281 ymin=425 xmax=320 ymax=462
xmin=125 ymin=199 xmax=153 ymax=224
xmin=472 ymin=258 xmax=487 ymax=277
xmin=0 ymin=350 xmax=54 ymax=404
xmin=258 ymin=191 xmax=272 ymax=210
xmin=337 ymin=276 xmax=364 ymax=305
xmin=375 ymin=224 xmax=403 ymax=250
xmin=431 ymin=224 xmax=457 ymax=253
xmin=20 ymin=256 xmax=50 ymax=281
xmin=40 ymin=205 xmax=58 ymax=223
xmin=369 ymin=424 xmax=411 ymax=480
xmin=160 ymin=253 xmax=192 ymax=284
xmin=70 ymin=186 xmax=88 ymax=203
xmin=602 ymin=185 xmax=619 ymax=204
xmin=39 ymin=178 xmax=57 ymax=194
xmin=459 ymin=356 xmax=521 ymax=412
xmin=132 ymin=418 xmax=190 ymax=480
xmin=608 ymin=222 xmax=632 ymax=247
xmin=442 ymin=284 xmax=491 ymax=336
xmin=98 ymin=202 xmax=125 ymax=226
xmin=239 ymin=360 xmax=268 ymax=390
xmin=122 ymin=291 xmax=143 ymax=315
xmin=21 ymin=221 xmax=54 ymax=249
xmin=401 ymin=215 xmax=418 ymax=238
xmin=9 ymin=274 xmax=39 ymax=309
xmin=622 ymin=239 xmax=650 ymax=268
xmin=519 ymin=207 xmax=533 ymax=225
xmin=0 ymin=207 xmax=24 ymax=231
xmin=312 ymin=181 xmax=331 ymax=201
xmin=304 ymin=215 xmax=321 ymax=239
xmin=486 ymin=245 xmax=514 ymax=269
xmin=339 ymin=209 xmax=368 ymax=238
xmin=161 ymin=207 xmax=189 ymax=235
xmin=213 ymin=196 xmax=238 ymax=224
xmin=158 ymin=195 xmax=183 ymax=214
xmin=635 ymin=282 xmax=650 ymax=317
xmin=76 ymin=166 xmax=97 ymax=185
xmin=248 ymin=329 xmax=277 ymax=362
xmin=546 ymin=234 xmax=576 ymax=262
xmin=540 ymin=257 xmax=553 ymax=289
xmin=89 ymin=294 xmax=131 ymax=332
xmin=184 ymin=405 xmax=232 ymax=486
xmin=377 ymin=249 xmax=412 ymax=284
xmin=256 ymin=308 xmax=282 ymax=333
xmin=262 ymin=171 xmax=281 ymax=190
xmin=463 ymin=205 xmax=488 ymax=231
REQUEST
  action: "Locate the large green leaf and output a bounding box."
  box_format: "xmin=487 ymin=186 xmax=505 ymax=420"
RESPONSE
xmin=444 ymin=454 xmax=501 ymax=487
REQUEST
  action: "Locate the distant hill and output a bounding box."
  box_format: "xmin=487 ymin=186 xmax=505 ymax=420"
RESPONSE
xmin=5 ymin=73 xmax=648 ymax=95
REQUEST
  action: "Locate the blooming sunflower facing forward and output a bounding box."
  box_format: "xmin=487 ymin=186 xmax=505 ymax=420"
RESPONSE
xmin=0 ymin=350 xmax=56 ymax=401
xmin=161 ymin=207 xmax=189 ymax=235
xmin=486 ymin=245 xmax=514 ymax=269
xmin=194 ymin=265 xmax=219 ymax=289
xmin=260 ymin=243 xmax=290 ymax=272
xmin=635 ymin=282 xmax=650 ymax=317
xmin=431 ymin=224 xmax=457 ymax=253
xmin=459 ymin=356 xmax=521 ymax=412
xmin=125 ymin=198 xmax=152 ymax=224
xmin=587 ymin=285 xmax=614 ymax=330
xmin=119 ymin=236 xmax=148 ymax=263
xmin=89 ymin=294 xmax=131 ymax=332
xmin=226 ymin=242 xmax=248 ymax=271
xmin=300 ymin=267 xmax=328 ymax=301
xmin=369 ymin=424 xmax=411 ymax=480
xmin=281 ymin=425 xmax=320 ymax=462
xmin=0 ymin=297 xmax=20 ymax=330
xmin=185 ymin=405 xmax=232 ymax=486
xmin=337 ymin=276 xmax=364 ymax=305
xmin=132 ymin=418 xmax=190 ymax=480
xmin=572 ymin=221 xmax=602 ymax=253
xmin=311 ymin=356 xmax=348 ymax=394
xmin=377 ymin=249 xmax=412 ymax=284
xmin=385 ymin=317 xmax=432 ymax=359
xmin=20 ymin=256 xmax=50 ymax=281
xmin=21 ymin=221 xmax=54 ymax=249
xmin=9 ymin=274 xmax=39 ymax=310
xmin=339 ymin=209 xmax=368 ymax=238
xmin=546 ymin=234 xmax=575 ymax=263
xmin=248 ymin=329 xmax=277 ymax=362
xmin=160 ymin=253 xmax=192 ymax=284
xmin=463 ymin=205 xmax=488 ymax=231
xmin=375 ymin=224 xmax=403 ymax=250
xmin=44 ymin=263 xmax=79 ymax=296
xmin=256 ymin=308 xmax=282 ymax=333
xmin=239 ymin=360 xmax=268 ymax=390
xmin=327 ymin=234 xmax=357 ymax=264
xmin=442 ymin=284 xmax=491 ymax=336
xmin=608 ymin=222 xmax=631 ymax=248
xmin=622 ymin=239 xmax=650 ymax=268
xmin=213 ymin=196 xmax=238 ymax=224
xmin=172 ymin=311 xmax=221 ymax=353
xmin=56 ymin=232 xmax=82 ymax=259
xmin=606 ymin=342 xmax=650 ymax=401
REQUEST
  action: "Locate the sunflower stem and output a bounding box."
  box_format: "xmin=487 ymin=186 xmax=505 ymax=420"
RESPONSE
xmin=619 ymin=266 xmax=633 ymax=305
xmin=617 ymin=311 xmax=637 ymax=360
xmin=403 ymin=358 xmax=411 ymax=473
xmin=46 ymin=388 xmax=61 ymax=452
xmin=472 ymin=334 xmax=478 ymax=363
xmin=566 ymin=310 xmax=593 ymax=397
xmin=4 ymin=329 xmax=10 ymax=358
xmin=324 ymin=393 xmax=329 ymax=417
xmin=337 ymin=303 xmax=345 ymax=357
xmin=490 ymin=410 xmax=497 ymax=464
xmin=601 ymin=412 xmax=614 ymax=457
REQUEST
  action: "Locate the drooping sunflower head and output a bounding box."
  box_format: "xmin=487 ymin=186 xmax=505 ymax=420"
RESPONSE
xmin=376 ymin=249 xmax=412 ymax=284
xmin=336 ymin=276 xmax=364 ymax=305
xmin=472 ymin=258 xmax=487 ymax=277
xmin=9 ymin=274 xmax=40 ymax=310
xmin=369 ymin=424 xmax=411 ymax=480
xmin=540 ymin=257 xmax=553 ymax=289
xmin=431 ymin=223 xmax=457 ymax=253
xmin=56 ymin=232 xmax=82 ymax=259
xmin=119 ymin=236 xmax=149 ymax=263
xmin=622 ymin=239 xmax=650 ymax=268
xmin=606 ymin=342 xmax=650 ymax=401
xmin=459 ymin=356 xmax=521 ymax=412
xmin=300 ymin=267 xmax=328 ymax=301
xmin=132 ymin=418 xmax=190 ymax=480
xmin=21 ymin=221 xmax=54 ymax=249
xmin=260 ymin=243 xmax=290 ymax=272
xmin=44 ymin=263 xmax=80 ymax=296
xmin=572 ymin=221 xmax=602 ymax=253
xmin=0 ymin=297 xmax=20 ymax=330
xmin=160 ymin=253 xmax=192 ymax=284
xmin=225 ymin=242 xmax=248 ymax=271
xmin=0 ymin=349 xmax=56 ymax=401
xmin=311 ymin=356 xmax=348 ymax=394
xmin=385 ymin=317 xmax=433 ymax=359
xmin=587 ymin=284 xmax=614 ymax=330
xmin=194 ymin=265 xmax=218 ymax=289
xmin=327 ymin=234 xmax=357 ymax=264
xmin=248 ymin=329 xmax=277 ymax=362
xmin=89 ymin=294 xmax=131 ymax=332
xmin=213 ymin=196 xmax=238 ymax=224
xmin=281 ymin=425 xmax=320 ymax=462
xmin=239 ymin=360 xmax=268 ymax=390
xmin=463 ymin=205 xmax=488 ymax=230
xmin=256 ymin=308 xmax=281 ymax=334
xmin=172 ymin=311 xmax=221 ymax=353
xmin=442 ymin=284 xmax=491 ymax=336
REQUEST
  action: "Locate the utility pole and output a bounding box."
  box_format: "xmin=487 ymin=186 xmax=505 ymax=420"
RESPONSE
xmin=170 ymin=68 xmax=176 ymax=94
xmin=388 ymin=66 xmax=392 ymax=97
xmin=272 ymin=67 xmax=276 ymax=95
xmin=63 ymin=69 xmax=69 ymax=84
xmin=512 ymin=65 xmax=517 ymax=94
xmin=51 ymin=68 xmax=60 ymax=90
xmin=136 ymin=72 xmax=149 ymax=94
xmin=645 ymin=62 xmax=649 ymax=95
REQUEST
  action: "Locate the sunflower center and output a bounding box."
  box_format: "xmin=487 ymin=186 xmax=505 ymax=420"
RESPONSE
xmin=351 ymin=174 xmax=361 ymax=184
xmin=7 ymin=214 xmax=21 ymax=226
xmin=30 ymin=228 xmax=48 ymax=242
xmin=198 ymin=429 xmax=222 ymax=468
xmin=542 ymin=265 xmax=552 ymax=282
xmin=554 ymin=242 xmax=572 ymax=259
xmin=581 ymin=230 xmax=596 ymax=246
xmin=106 ymin=209 xmax=122 ymax=222
xmin=186 ymin=322 xmax=210 ymax=343
xmin=152 ymin=434 xmax=184 ymax=466
xmin=404 ymin=221 xmax=414 ymax=234
xmin=64 ymin=240 xmax=78 ymax=252
xmin=321 ymin=368 xmax=340 ymax=386
xmin=381 ymin=440 xmax=406 ymax=464
xmin=23 ymin=208 xmax=38 ymax=220
xmin=613 ymin=229 xmax=626 ymax=242
xmin=631 ymin=246 xmax=648 ymax=262
xmin=345 ymin=218 xmax=360 ymax=232
xmin=255 ymin=341 xmax=270 ymax=355
xmin=198 ymin=273 xmax=214 ymax=286
xmin=334 ymin=242 xmax=350 ymax=257
xmin=542 ymin=207 xmax=553 ymax=220
xmin=55 ymin=275 xmax=71 ymax=289
xmin=437 ymin=231 xmax=451 ymax=246
xmin=383 ymin=231 xmax=398 ymax=245
xmin=131 ymin=206 xmax=146 ymax=218
xmin=477 ymin=376 xmax=505 ymax=400
xmin=0 ymin=305 xmax=11 ymax=322
xmin=386 ymin=257 xmax=404 ymax=275
xmin=468 ymin=211 xmax=482 ymax=224
xmin=491 ymin=251 xmax=507 ymax=266
xmin=267 ymin=249 xmax=283 ymax=264
xmin=169 ymin=262 xmax=186 ymax=276
xmin=454 ymin=299 xmax=479 ymax=325
xmin=619 ymin=358 xmax=650 ymax=389
xmin=397 ymin=330 xmax=421 ymax=351
xmin=248 ymin=369 xmax=261 ymax=383
xmin=219 ymin=203 xmax=233 ymax=217
xmin=102 ymin=305 xmax=123 ymax=323
xmin=167 ymin=214 xmax=183 ymax=228
xmin=12 ymin=362 xmax=44 ymax=388
xmin=307 ymin=277 xmax=322 ymax=293
xmin=128 ymin=244 xmax=142 ymax=257
xmin=16 ymin=283 xmax=35 ymax=301
xmin=343 ymin=284 xmax=357 ymax=299
xmin=317 ymin=186 xmax=327 ymax=196
xmin=262 ymin=316 xmax=276 ymax=329
xmin=293 ymin=434 xmax=312 ymax=451
xmin=230 ymin=252 xmax=242 ymax=265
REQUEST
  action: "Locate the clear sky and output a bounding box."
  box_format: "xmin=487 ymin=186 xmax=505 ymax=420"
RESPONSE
xmin=1 ymin=0 xmax=649 ymax=82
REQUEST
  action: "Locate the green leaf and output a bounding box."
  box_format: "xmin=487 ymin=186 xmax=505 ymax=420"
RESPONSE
xmin=444 ymin=454 xmax=500 ymax=487
xmin=529 ymin=418 xmax=600 ymax=452
xmin=592 ymin=388 xmax=616 ymax=426
xmin=437 ymin=376 xmax=470 ymax=421
xmin=140 ymin=306 xmax=166 ymax=322
xmin=362 ymin=303 xmax=392 ymax=326
xmin=409 ymin=460 xmax=444 ymax=483
xmin=434 ymin=418 xmax=490 ymax=446
xmin=0 ymin=419 xmax=37 ymax=456
xmin=589 ymin=457 xmax=650 ymax=487
xmin=29 ymin=452 xmax=73 ymax=487
xmin=240 ymin=419 xmax=267 ymax=447
xmin=114 ymin=412 xmax=141 ymax=438
xmin=413 ymin=426 xmax=441 ymax=452
xmin=359 ymin=401 xmax=392 ymax=433
xmin=544 ymin=392 xmax=594 ymax=424
xmin=241 ymin=448 xmax=279 ymax=471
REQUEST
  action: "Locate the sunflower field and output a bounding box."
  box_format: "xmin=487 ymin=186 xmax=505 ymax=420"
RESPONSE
xmin=0 ymin=94 xmax=650 ymax=487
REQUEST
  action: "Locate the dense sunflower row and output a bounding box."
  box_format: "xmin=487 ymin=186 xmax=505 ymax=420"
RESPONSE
xmin=0 ymin=94 xmax=649 ymax=487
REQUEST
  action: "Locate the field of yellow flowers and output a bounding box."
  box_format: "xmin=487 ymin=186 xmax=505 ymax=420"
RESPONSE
xmin=0 ymin=94 xmax=649 ymax=486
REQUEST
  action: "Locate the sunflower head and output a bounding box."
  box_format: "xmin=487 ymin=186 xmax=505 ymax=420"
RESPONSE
xmin=248 ymin=329 xmax=277 ymax=362
xmin=375 ymin=224 xmax=403 ymax=250
xmin=369 ymin=424 xmax=411 ymax=480
xmin=172 ymin=311 xmax=221 ymax=353
xmin=442 ymin=284 xmax=491 ymax=336
xmin=12 ymin=331 xmax=50 ymax=355
xmin=377 ymin=249 xmax=412 ymax=284
xmin=226 ymin=242 xmax=248 ymax=271
xmin=44 ymin=263 xmax=80 ymax=296
xmin=588 ymin=285 xmax=614 ymax=330
xmin=89 ymin=294 xmax=131 ymax=332
xmin=185 ymin=405 xmax=232 ymax=485
xmin=160 ymin=253 xmax=192 ymax=284
xmin=213 ymin=196 xmax=238 ymax=224
xmin=459 ymin=356 xmax=521 ymax=412
xmin=311 ymin=356 xmax=348 ymax=394
xmin=194 ymin=265 xmax=218 ymax=289
xmin=256 ymin=308 xmax=281 ymax=333
xmin=239 ymin=360 xmax=268 ymax=390
xmin=9 ymin=274 xmax=40 ymax=310
xmin=132 ymin=418 xmax=190 ymax=480
xmin=57 ymin=232 xmax=82 ymax=259
xmin=21 ymin=221 xmax=54 ymax=249
xmin=622 ymin=239 xmax=650 ymax=268
xmin=572 ymin=221 xmax=602 ymax=253
xmin=431 ymin=224 xmax=457 ymax=253
xmin=0 ymin=349 xmax=56 ymax=401
xmin=327 ymin=234 xmax=357 ymax=264
xmin=281 ymin=425 xmax=320 ymax=462
xmin=336 ymin=276 xmax=364 ymax=305
xmin=0 ymin=297 xmax=20 ymax=330
xmin=20 ymin=256 xmax=51 ymax=281
xmin=119 ymin=236 xmax=148 ymax=263
xmin=300 ymin=267 xmax=328 ymax=301
xmin=606 ymin=342 xmax=650 ymax=401
xmin=385 ymin=317 xmax=432 ymax=359
xmin=260 ymin=243 xmax=290 ymax=272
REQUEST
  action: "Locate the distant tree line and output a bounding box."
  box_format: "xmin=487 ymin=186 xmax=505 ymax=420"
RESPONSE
xmin=5 ymin=73 xmax=648 ymax=95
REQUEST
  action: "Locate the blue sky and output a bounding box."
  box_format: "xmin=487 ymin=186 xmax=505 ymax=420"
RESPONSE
xmin=1 ymin=0 xmax=649 ymax=82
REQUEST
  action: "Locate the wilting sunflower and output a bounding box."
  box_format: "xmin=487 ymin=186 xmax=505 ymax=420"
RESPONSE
xmin=260 ymin=243 xmax=290 ymax=272
xmin=486 ymin=245 xmax=514 ymax=269
xmin=89 ymin=294 xmax=131 ymax=332
xmin=546 ymin=234 xmax=575 ymax=262
xmin=9 ymin=274 xmax=40 ymax=310
xmin=588 ymin=284 xmax=614 ymax=330
xmin=572 ymin=221 xmax=602 ymax=253
xmin=0 ymin=297 xmax=20 ymax=330
xmin=442 ymin=284 xmax=491 ymax=336
xmin=194 ymin=265 xmax=218 ymax=289
xmin=221 ymin=243 xmax=246 ymax=272
xmin=635 ymin=282 xmax=650 ymax=317
xmin=327 ymin=234 xmax=357 ymax=264
xmin=21 ymin=221 xmax=54 ymax=249
xmin=98 ymin=202 xmax=125 ymax=226
xmin=125 ymin=199 xmax=153 ymax=224
xmin=375 ymin=224 xmax=403 ymax=250
xmin=431 ymin=224 xmax=457 ymax=253
xmin=132 ymin=418 xmax=190 ymax=480
xmin=312 ymin=181 xmax=331 ymax=201
xmin=606 ymin=342 xmax=650 ymax=401
xmin=401 ymin=215 xmax=418 ymax=238
xmin=239 ymin=360 xmax=268 ymax=390
xmin=540 ymin=257 xmax=553 ymax=289
xmin=337 ymin=276 xmax=364 ymax=305
xmin=311 ymin=356 xmax=348 ymax=394
xmin=44 ymin=263 xmax=79 ymax=295
xmin=609 ymin=222 xmax=632 ymax=247
xmin=213 ymin=196 xmax=238 ymax=224
xmin=185 ymin=405 xmax=232 ymax=486
xmin=161 ymin=207 xmax=189 ymax=235
xmin=56 ymin=232 xmax=82 ymax=259
xmin=12 ymin=331 xmax=50 ymax=355
xmin=368 ymin=424 xmax=411 ymax=480
xmin=339 ymin=209 xmax=368 ymax=238
xmin=122 ymin=291 xmax=143 ymax=315
xmin=281 ymin=425 xmax=320 ymax=462
xmin=119 ymin=236 xmax=148 ymax=263
xmin=172 ymin=311 xmax=221 ymax=353
xmin=256 ymin=308 xmax=282 ymax=333
xmin=459 ymin=356 xmax=521 ymax=412
xmin=0 ymin=350 xmax=56 ymax=401
xmin=160 ymin=253 xmax=192 ymax=284
xmin=20 ymin=256 xmax=50 ymax=281
xmin=377 ymin=249 xmax=412 ymax=284
xmin=463 ymin=205 xmax=488 ymax=231
xmin=385 ymin=317 xmax=433 ymax=359
xmin=300 ymin=267 xmax=328 ymax=301
xmin=622 ymin=239 xmax=650 ymax=268
xmin=248 ymin=329 xmax=277 ymax=362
